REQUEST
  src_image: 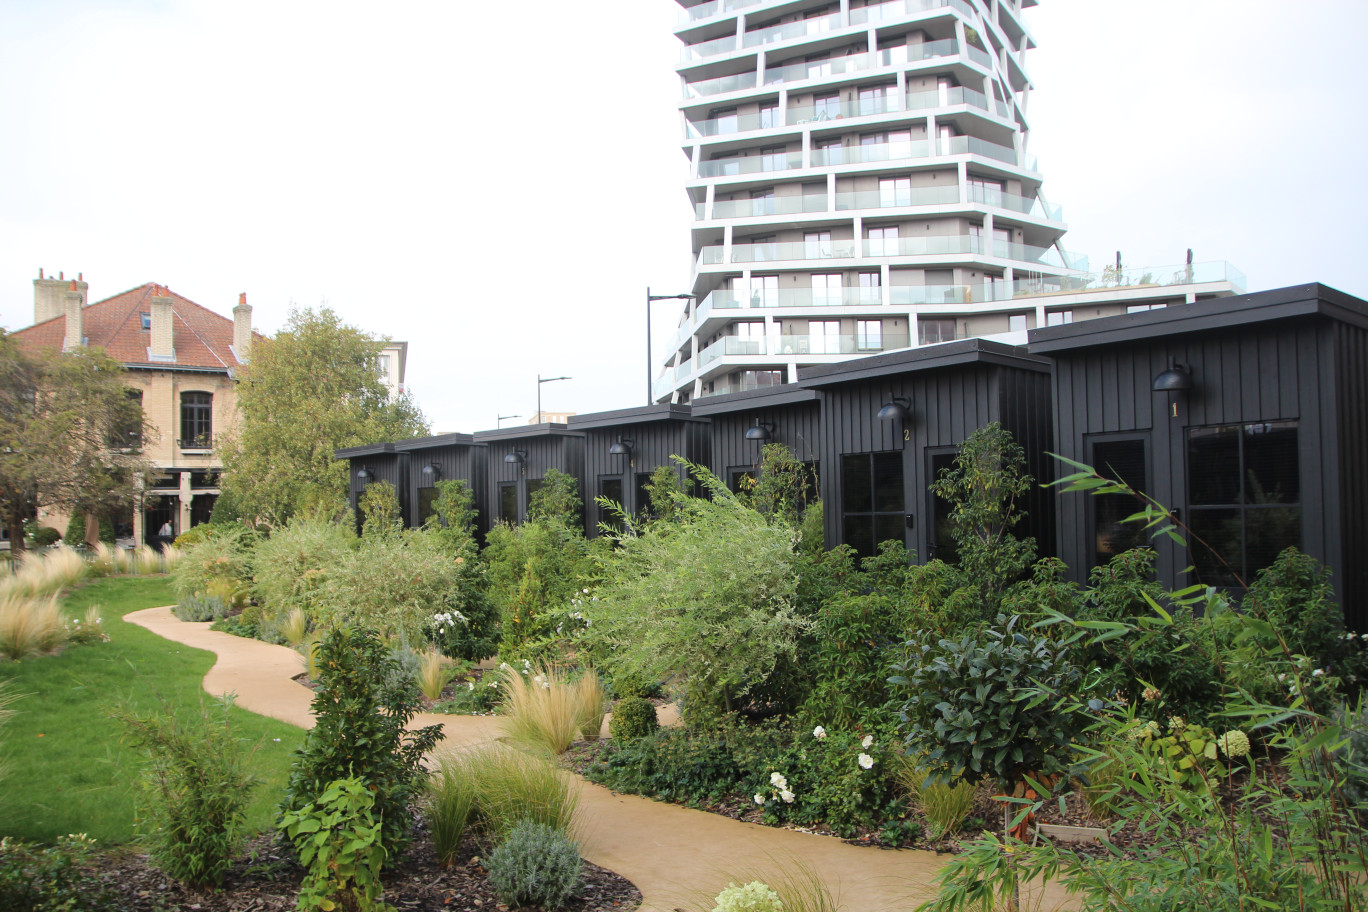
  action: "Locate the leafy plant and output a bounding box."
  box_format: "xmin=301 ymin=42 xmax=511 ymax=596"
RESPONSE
xmin=359 ymin=479 xmax=403 ymax=536
xmin=281 ymin=626 xmax=444 ymax=857
xmin=484 ymin=516 xmax=594 ymax=663
xmin=586 ymin=461 xmax=809 ymax=718
xmin=609 ymin=696 xmax=659 ymax=741
xmin=280 ymin=776 xmax=390 ymax=912
xmin=527 ymin=468 xmax=583 ymax=529
xmin=114 ymin=695 xmax=258 ymax=889
xmin=0 ymin=834 xmax=119 ymax=911
xmin=486 ymin=820 xmax=582 ymax=910
xmin=172 ymin=591 xmax=227 ymax=622
xmin=425 ymin=753 xmax=478 ymax=867
xmin=249 ymin=515 xmax=355 ymax=629
xmin=171 ymin=526 xmax=252 ymax=603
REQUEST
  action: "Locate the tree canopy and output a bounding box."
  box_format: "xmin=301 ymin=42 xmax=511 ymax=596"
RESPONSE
xmin=0 ymin=332 xmax=152 ymax=549
xmin=218 ymin=307 xmax=427 ymax=525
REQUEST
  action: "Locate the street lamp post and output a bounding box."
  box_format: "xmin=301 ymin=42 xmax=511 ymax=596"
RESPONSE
xmin=646 ymin=287 xmax=693 ymax=406
xmin=497 ymin=414 xmax=521 ymax=428
xmin=536 ymin=374 xmax=570 ymax=424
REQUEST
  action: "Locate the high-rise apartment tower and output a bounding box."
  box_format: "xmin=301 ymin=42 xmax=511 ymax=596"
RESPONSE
xmin=656 ymin=0 xmax=1243 ymax=403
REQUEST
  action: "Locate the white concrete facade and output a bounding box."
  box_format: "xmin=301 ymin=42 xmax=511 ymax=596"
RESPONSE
xmin=657 ymin=0 xmax=1243 ymax=402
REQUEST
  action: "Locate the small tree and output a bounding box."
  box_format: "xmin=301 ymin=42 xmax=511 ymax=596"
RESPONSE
xmin=527 ymin=467 xmax=582 ymax=529
xmin=424 ymin=478 xmax=479 ymax=550
xmin=930 ymin=423 xmax=1037 ymax=610
xmin=358 ymin=479 xmax=402 ymax=536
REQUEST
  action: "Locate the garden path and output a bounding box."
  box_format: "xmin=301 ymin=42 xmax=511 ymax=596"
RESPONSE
xmin=127 ymin=607 xmax=1072 ymax=912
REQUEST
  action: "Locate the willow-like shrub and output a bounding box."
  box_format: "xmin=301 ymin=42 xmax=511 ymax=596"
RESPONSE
xmin=584 ymin=464 xmax=809 ymax=718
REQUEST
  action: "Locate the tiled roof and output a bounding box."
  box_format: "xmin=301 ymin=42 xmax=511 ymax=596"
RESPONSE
xmin=12 ymin=283 xmax=259 ymax=372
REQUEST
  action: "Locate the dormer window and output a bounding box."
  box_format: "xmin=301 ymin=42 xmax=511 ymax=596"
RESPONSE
xmin=140 ymin=312 xmax=151 ymax=330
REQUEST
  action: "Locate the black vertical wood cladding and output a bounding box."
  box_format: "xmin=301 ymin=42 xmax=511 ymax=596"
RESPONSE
xmin=480 ymin=431 xmax=585 ymax=529
xmin=1048 ymin=320 xmax=1353 ymax=619
xmin=707 ymin=402 xmax=823 ymax=484
xmin=349 ymin=453 xmax=409 ymax=528
xmin=1335 ymin=322 xmax=1368 ymax=632
xmin=397 ymin=442 xmax=490 ymax=536
xmin=579 ymin=419 xmax=711 ymax=536
xmin=816 ymin=364 xmax=1052 ymax=560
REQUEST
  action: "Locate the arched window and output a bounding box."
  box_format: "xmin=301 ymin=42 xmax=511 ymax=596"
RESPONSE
xmin=180 ymin=391 xmax=212 ymax=449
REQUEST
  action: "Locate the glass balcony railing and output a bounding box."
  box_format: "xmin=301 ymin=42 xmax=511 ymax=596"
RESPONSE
xmin=680 ymin=33 xmax=740 ymax=62
xmin=906 ymin=85 xmax=989 ymax=113
xmin=889 ymin=283 xmax=1014 ymax=306
xmin=773 ymin=330 xmax=911 ymax=355
xmin=700 ymin=193 xmax=829 ymax=220
xmin=686 ymin=109 xmax=780 ymax=138
xmin=696 ymin=151 xmax=799 ymax=178
xmin=808 ymin=135 xmax=1035 ymax=171
xmin=698 ymin=335 xmax=768 ymax=369
xmin=679 ymin=0 xmax=765 ymax=25
xmin=966 ymin=44 xmax=993 ymax=69
xmin=862 ymin=235 xmax=983 ymax=257
xmin=727 ymin=239 xmax=862 ymax=263
xmin=966 ymin=185 xmax=1062 ymax=220
xmin=743 ymin=12 xmax=843 ymax=48
xmin=761 ymin=40 xmax=959 ymax=87
xmin=850 ymin=0 xmax=975 ymax=26
xmin=700 ymin=234 xmax=1072 ymax=267
xmin=684 ymin=70 xmax=760 ymax=99
xmin=835 ymin=184 xmax=960 ymax=210
xmin=993 ymin=239 xmax=1069 ymax=268
xmin=1011 ymin=261 xmax=1248 ymax=298
xmin=787 ymin=93 xmax=901 ymax=125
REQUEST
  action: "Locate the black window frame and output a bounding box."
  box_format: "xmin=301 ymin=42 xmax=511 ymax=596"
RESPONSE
xmin=1186 ymin=420 xmax=1301 ymax=587
xmin=598 ymin=475 xmax=625 ymax=531
xmin=498 ymin=482 xmax=518 ymax=524
xmin=841 ymin=450 xmax=906 ymax=559
xmin=179 ymin=391 xmax=213 ymax=449
xmin=1086 ymin=433 xmax=1150 ymax=571
xmin=926 ymin=446 xmax=959 ymax=564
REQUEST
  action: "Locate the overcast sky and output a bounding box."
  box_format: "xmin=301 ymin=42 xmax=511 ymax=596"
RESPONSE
xmin=2 ymin=0 xmax=1364 ymax=434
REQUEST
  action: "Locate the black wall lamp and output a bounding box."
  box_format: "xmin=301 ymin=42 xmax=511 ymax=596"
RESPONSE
xmin=504 ymin=449 xmax=526 ymax=465
xmin=609 ymin=437 xmax=634 ymax=456
xmin=1153 ymin=358 xmax=1194 ymax=418
xmin=745 ymin=421 xmax=773 ymax=442
xmin=355 ymin=467 xmax=373 ymax=484
xmin=421 ymin=463 xmax=441 ymax=482
xmin=877 ymin=396 xmax=911 ymax=422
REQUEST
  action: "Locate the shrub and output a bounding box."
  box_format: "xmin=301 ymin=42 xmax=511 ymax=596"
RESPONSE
xmin=358 ymin=479 xmax=403 ymax=535
xmin=281 ymin=626 xmax=444 ymax=857
xmin=755 ymin=726 xmax=904 ymax=838
xmin=29 ymin=527 xmax=61 ymax=549
xmin=114 ymin=696 xmax=258 ymax=889
xmin=315 ymin=528 xmax=485 ymax=645
xmin=711 ymin=867 xmax=839 ymax=912
xmin=487 ymin=820 xmax=582 ymax=910
xmin=713 ymin=881 xmax=782 ymax=912
xmin=585 ymin=462 xmax=809 ymax=718
xmin=426 ymin=753 xmax=478 ymax=867
xmin=171 ymin=523 xmax=220 ymax=550
xmin=800 ymin=588 xmax=915 ymax=731
xmin=466 ymin=745 xmax=581 ymax=841
xmin=0 ymin=594 xmax=67 ymax=660
xmin=249 ymin=516 xmax=355 ymax=629
xmin=172 ymin=592 xmax=227 ymax=622
xmin=0 ymin=834 xmax=118 ymax=912
xmin=609 ymin=696 xmax=658 ymax=741
xmin=500 ymin=663 xmax=581 ymax=755
xmin=172 ymin=528 xmax=252 ymax=602
xmin=279 ymin=776 xmax=388 ymax=912
xmin=484 ymin=518 xmax=593 ymax=664
xmin=574 ymin=670 xmax=607 ymax=741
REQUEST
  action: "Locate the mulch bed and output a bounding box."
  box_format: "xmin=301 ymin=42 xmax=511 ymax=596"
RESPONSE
xmin=84 ymin=824 xmax=642 ymax=912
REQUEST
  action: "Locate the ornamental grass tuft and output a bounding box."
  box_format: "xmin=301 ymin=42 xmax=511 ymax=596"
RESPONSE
xmin=0 ymin=594 xmax=68 ymax=661
xmin=499 ymin=663 xmax=580 ymax=754
xmin=425 ymin=752 xmax=479 ymax=866
xmin=573 ymin=669 xmax=607 ymax=741
xmin=418 ymin=649 xmax=454 ymax=702
xmin=895 ymin=757 xmax=977 ymax=840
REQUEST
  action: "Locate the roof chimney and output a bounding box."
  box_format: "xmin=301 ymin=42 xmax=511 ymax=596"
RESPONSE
xmin=232 ymin=292 xmax=253 ymax=363
xmin=62 ymin=280 xmax=84 ymax=351
xmin=149 ymin=286 xmax=175 ymax=360
xmin=34 ymin=269 xmax=87 ymax=325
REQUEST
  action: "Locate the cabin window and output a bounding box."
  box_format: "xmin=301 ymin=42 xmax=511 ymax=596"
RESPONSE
xmin=1090 ymin=437 xmax=1149 ymax=569
xmin=842 ymin=451 xmax=904 ymax=558
xmin=1187 ymin=421 xmax=1300 ymax=586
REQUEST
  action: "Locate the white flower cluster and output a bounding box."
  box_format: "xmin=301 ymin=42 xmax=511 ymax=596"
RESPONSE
xmin=1343 ymin=631 xmax=1368 ymax=641
xmin=712 ymin=881 xmax=783 ymax=912
xmin=755 ymin=770 xmax=796 ymax=806
xmin=431 ymin=610 xmax=468 ymax=629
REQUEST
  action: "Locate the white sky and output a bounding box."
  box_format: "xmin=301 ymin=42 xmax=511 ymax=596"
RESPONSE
xmin=2 ymin=0 xmax=1365 ymax=434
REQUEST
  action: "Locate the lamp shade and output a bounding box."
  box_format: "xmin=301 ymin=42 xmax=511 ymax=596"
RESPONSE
xmin=421 ymin=463 xmax=440 ymax=480
xmin=1152 ymin=365 xmax=1194 ymax=392
xmin=609 ymin=438 xmax=634 ymax=456
xmin=745 ymin=422 xmax=772 ymax=441
xmin=877 ymin=399 xmax=911 ymax=421
xmin=504 ymin=450 xmax=525 ymax=464
xmin=356 ymin=467 xmax=372 ymax=483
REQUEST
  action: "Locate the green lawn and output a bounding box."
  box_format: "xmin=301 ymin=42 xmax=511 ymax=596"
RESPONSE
xmin=0 ymin=575 xmax=304 ymax=844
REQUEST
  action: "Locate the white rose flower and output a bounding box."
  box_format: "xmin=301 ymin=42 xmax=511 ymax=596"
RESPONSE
xmin=780 ymin=789 xmax=795 ymax=804
xmin=813 ymin=726 xmax=827 ymax=739
xmin=858 ymin=753 xmax=875 ymax=770
xmin=754 ymin=794 xmax=765 ymax=806
xmin=861 ymin=735 xmax=874 ymax=749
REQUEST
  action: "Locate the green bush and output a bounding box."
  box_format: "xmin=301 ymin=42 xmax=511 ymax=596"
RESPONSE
xmin=171 ymin=527 xmax=253 ymax=602
xmin=609 ymin=696 xmax=658 ymax=741
xmin=249 ymin=516 xmax=354 ymax=630
xmin=800 ymin=589 xmax=913 ymax=731
xmin=315 ymin=527 xmax=485 ymax=645
xmin=64 ymin=512 xmax=114 ymax=547
xmin=28 ymin=527 xmax=62 ymax=549
xmin=486 ymin=820 xmax=582 ymax=910
xmin=279 ymin=776 xmax=388 ymax=912
xmin=281 ymin=626 xmax=444 ymax=857
xmin=171 ymin=523 xmax=220 ymax=550
xmin=484 ymin=516 xmax=594 ymax=664
xmin=114 ymin=696 xmax=257 ymax=889
xmin=0 ymin=834 xmax=118 ymax=911
xmin=172 ymin=591 xmax=227 ymax=622
xmin=585 ymin=463 xmax=808 ymax=719
xmin=755 ymin=726 xmax=904 ymax=838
